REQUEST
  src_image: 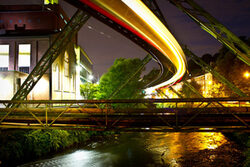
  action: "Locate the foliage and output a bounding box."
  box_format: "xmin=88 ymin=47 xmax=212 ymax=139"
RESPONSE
xmin=0 ymin=129 xmax=97 ymax=166
xmin=213 ymin=37 xmax=250 ymax=96
xmin=97 ymin=58 xmax=145 ymax=100
xmin=188 ymin=53 xmax=215 ymax=77
xmin=210 ymin=80 xmax=227 ymax=97
xmin=230 ymin=132 xmax=250 ymax=167
xmin=80 ymin=82 xmax=99 ymax=99
xmin=244 ymin=137 xmax=250 ymax=167
xmin=141 ymin=68 xmax=160 ymax=87
xmin=179 ymin=79 xmax=202 ymax=98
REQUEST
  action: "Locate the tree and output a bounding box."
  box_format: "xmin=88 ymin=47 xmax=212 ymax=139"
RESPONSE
xmin=80 ymin=82 xmax=98 ymax=99
xmin=96 ymin=58 xmax=145 ymax=100
xmin=141 ymin=68 xmax=160 ymax=87
xmin=214 ymin=37 xmax=250 ymax=96
xmin=210 ymin=81 xmax=227 ymax=97
xmin=179 ymin=79 xmax=202 ymax=98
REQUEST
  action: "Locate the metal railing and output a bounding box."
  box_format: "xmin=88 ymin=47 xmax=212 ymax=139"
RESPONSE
xmin=0 ymin=97 xmax=249 ymax=132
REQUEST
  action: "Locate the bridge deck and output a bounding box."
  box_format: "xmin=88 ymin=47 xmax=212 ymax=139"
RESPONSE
xmin=0 ymin=98 xmax=249 ymax=132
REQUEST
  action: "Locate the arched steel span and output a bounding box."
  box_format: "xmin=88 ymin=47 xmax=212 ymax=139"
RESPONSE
xmin=65 ymin=0 xmax=187 ymax=91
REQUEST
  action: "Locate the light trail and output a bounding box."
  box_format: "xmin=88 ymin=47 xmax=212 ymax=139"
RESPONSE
xmin=79 ymin=0 xmax=187 ymax=92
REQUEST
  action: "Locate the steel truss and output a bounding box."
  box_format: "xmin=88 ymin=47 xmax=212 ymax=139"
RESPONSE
xmin=184 ymin=47 xmax=248 ymax=97
xmin=143 ymin=0 xmax=248 ymax=97
xmin=0 ymin=98 xmax=249 ymax=132
xmin=169 ymin=0 xmax=250 ymax=66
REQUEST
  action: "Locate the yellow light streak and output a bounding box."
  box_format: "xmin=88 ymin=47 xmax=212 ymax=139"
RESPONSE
xmin=122 ymin=0 xmax=186 ymax=88
xmin=89 ymin=0 xmax=187 ymax=92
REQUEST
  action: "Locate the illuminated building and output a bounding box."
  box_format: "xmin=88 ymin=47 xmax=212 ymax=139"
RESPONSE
xmin=0 ymin=3 xmax=93 ymax=100
xmin=156 ymin=73 xmax=214 ymax=98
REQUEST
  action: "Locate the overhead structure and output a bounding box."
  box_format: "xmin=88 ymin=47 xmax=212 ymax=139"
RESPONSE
xmin=142 ymin=0 xmax=168 ymax=28
xmin=65 ymin=0 xmax=187 ymax=92
xmin=144 ymin=0 xmax=249 ymax=96
xmin=169 ymin=0 xmax=250 ymax=66
xmin=9 ymin=0 xmax=249 ymax=103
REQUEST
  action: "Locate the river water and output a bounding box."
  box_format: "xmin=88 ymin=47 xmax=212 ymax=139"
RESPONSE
xmin=20 ymin=132 xmax=244 ymax=167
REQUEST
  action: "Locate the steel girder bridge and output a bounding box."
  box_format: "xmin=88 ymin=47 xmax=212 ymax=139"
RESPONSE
xmin=1 ymin=0 xmax=249 ymax=131
xmin=0 ymin=98 xmax=249 ymax=132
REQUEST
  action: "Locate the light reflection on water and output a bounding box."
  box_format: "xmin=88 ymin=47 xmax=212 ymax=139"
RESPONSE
xmin=21 ymin=150 xmax=117 ymax=167
xmin=20 ymin=132 xmax=228 ymax=167
xmin=145 ymin=132 xmax=227 ymax=166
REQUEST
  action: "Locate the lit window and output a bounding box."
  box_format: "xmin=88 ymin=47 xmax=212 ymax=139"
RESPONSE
xmin=0 ymin=44 xmax=9 ymax=71
xmin=71 ymin=76 xmax=74 ymax=91
xmin=18 ymin=44 xmax=31 ymax=73
xmin=54 ymin=64 xmax=60 ymax=90
xmin=64 ymin=51 xmax=69 ymax=77
xmin=44 ymin=0 xmax=58 ymax=4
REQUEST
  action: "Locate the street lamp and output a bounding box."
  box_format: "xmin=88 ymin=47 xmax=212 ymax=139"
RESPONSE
xmin=88 ymin=74 xmax=94 ymax=81
xmin=244 ymin=71 xmax=250 ymax=79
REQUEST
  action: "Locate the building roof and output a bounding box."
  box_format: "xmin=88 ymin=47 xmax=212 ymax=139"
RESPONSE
xmin=0 ymin=4 xmax=69 ymax=36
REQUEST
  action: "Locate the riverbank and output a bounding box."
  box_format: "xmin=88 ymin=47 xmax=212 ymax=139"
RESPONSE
xmin=225 ymin=132 xmax=250 ymax=167
xmin=1 ymin=130 xmax=248 ymax=167
xmin=0 ymin=129 xmax=114 ymax=166
xmin=18 ymin=132 xmax=247 ymax=167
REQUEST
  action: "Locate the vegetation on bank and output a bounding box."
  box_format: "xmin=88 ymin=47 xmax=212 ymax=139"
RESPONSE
xmin=0 ymin=129 xmax=112 ymax=166
xmin=228 ymin=133 xmax=250 ymax=167
xmin=188 ymin=36 xmax=250 ymax=96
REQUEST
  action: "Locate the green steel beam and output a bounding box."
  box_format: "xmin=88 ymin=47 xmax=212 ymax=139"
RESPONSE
xmin=184 ymin=48 xmax=248 ymax=97
xmin=169 ymin=0 xmax=250 ymax=66
xmin=8 ymin=10 xmax=90 ymax=108
xmin=169 ymin=86 xmax=184 ymax=98
xmin=156 ymin=89 xmax=169 ymax=98
xmin=142 ymin=0 xmax=169 ymax=28
xmin=182 ymin=80 xmax=204 ymax=98
xmin=108 ymin=54 xmax=152 ymax=99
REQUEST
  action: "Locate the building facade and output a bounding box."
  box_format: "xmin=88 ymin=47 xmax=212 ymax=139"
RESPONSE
xmin=0 ymin=4 xmax=93 ymax=100
xmin=154 ymin=73 xmax=214 ymax=98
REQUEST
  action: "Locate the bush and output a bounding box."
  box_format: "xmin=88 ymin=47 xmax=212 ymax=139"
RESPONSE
xmin=0 ymin=129 xmax=97 ymax=166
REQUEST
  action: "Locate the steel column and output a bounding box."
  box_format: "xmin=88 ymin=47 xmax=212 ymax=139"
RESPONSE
xmin=169 ymin=0 xmax=250 ymax=65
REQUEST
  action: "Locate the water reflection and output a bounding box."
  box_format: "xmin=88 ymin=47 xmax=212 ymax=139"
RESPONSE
xmin=145 ymin=132 xmax=227 ymax=166
xmin=20 ymin=132 xmax=229 ymax=167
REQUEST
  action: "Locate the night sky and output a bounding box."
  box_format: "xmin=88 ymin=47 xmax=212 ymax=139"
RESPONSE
xmin=1 ymin=0 xmax=250 ymax=76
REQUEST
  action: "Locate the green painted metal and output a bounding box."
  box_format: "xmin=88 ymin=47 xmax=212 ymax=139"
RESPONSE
xmin=108 ymin=54 xmax=152 ymax=99
xmin=169 ymin=0 xmax=250 ymax=66
xmin=142 ymin=0 xmax=169 ymax=28
xmin=0 ymin=98 xmax=249 ymax=132
xmin=169 ymin=86 xmax=184 ymax=98
xmin=184 ymin=48 xmax=248 ymax=97
xmin=156 ymin=89 xmax=169 ymax=98
xmin=8 ymin=10 xmax=90 ymax=108
xmin=182 ymin=80 xmax=204 ymax=98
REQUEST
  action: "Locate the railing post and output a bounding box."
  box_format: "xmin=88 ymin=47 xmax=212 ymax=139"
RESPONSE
xmin=45 ymin=104 xmax=48 ymax=127
xmin=105 ymin=104 xmax=108 ymax=127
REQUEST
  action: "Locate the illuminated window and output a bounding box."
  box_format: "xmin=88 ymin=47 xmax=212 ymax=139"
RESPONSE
xmin=0 ymin=44 xmax=9 ymax=71
xmin=18 ymin=44 xmax=31 ymax=73
xmin=71 ymin=76 xmax=74 ymax=91
xmin=54 ymin=64 xmax=60 ymax=90
xmin=44 ymin=0 xmax=58 ymax=4
xmin=64 ymin=51 xmax=69 ymax=77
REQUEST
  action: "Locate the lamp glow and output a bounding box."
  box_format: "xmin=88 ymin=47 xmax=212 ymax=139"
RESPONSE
xmin=244 ymin=71 xmax=250 ymax=79
xmin=88 ymin=74 xmax=94 ymax=81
